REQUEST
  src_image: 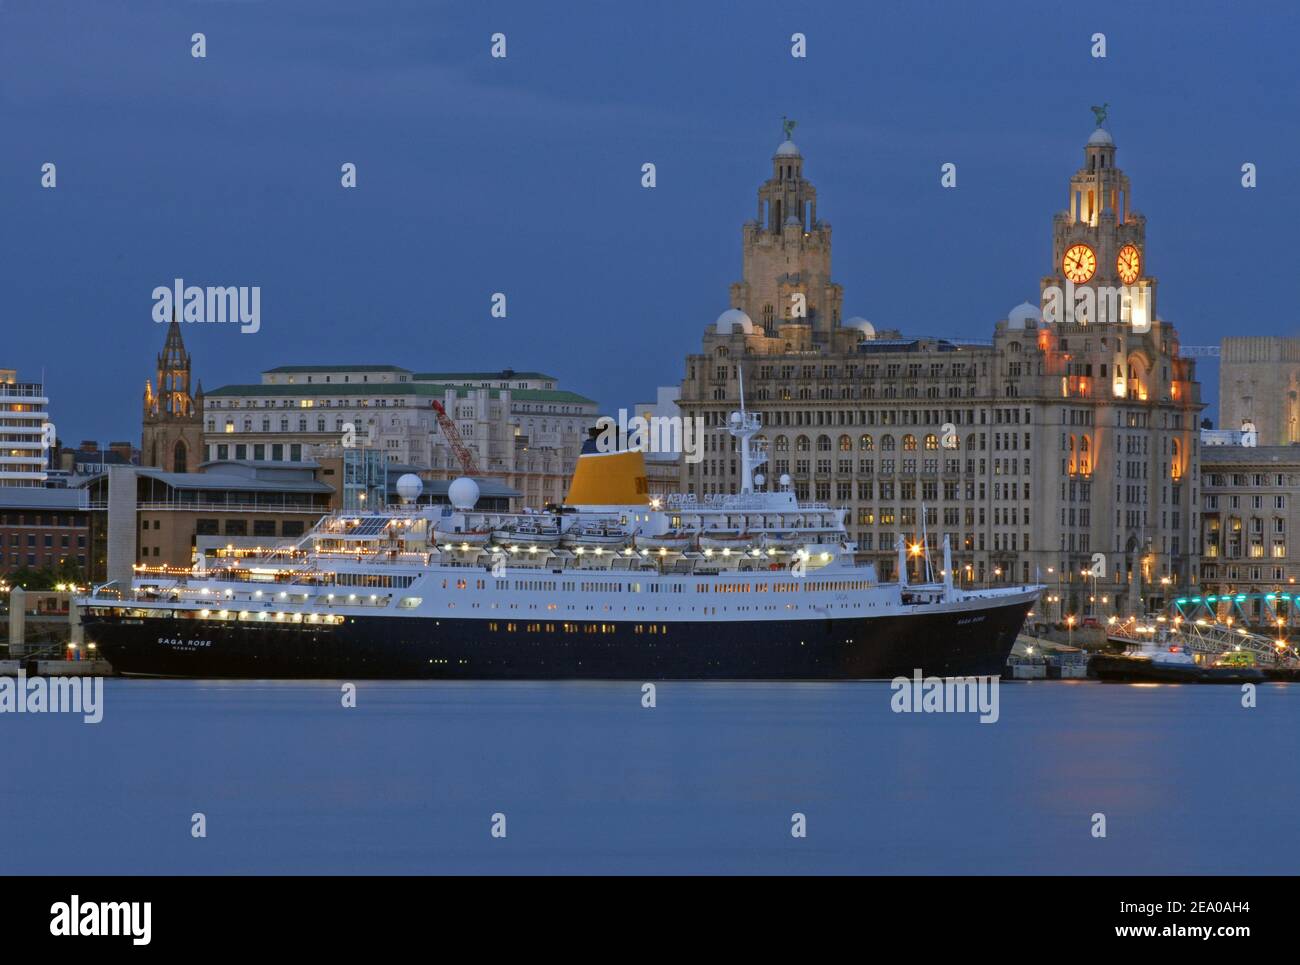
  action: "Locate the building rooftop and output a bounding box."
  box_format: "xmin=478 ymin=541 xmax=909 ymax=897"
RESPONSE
xmin=198 ymin=459 xmax=321 ymax=471
xmin=0 ymin=487 xmax=90 ymax=509
xmin=207 ymin=382 xmax=596 ymax=405
xmin=412 ymin=370 xmax=558 ymax=383
xmin=1201 ymin=445 xmax=1300 ymax=466
xmin=80 ymin=462 xmax=333 ymax=495
xmin=263 ymin=364 xmax=412 ymax=374
xmin=71 ymin=450 xmax=135 ymax=466
xmin=135 ymin=468 xmax=333 ymax=494
xmin=856 ymin=336 xmax=993 ymax=354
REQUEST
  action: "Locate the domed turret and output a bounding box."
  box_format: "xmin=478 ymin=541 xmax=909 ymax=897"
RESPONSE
xmin=1087 ymin=127 xmax=1114 ymax=147
xmin=845 ymin=316 xmax=876 ymax=339
xmin=1007 ymin=302 xmax=1041 ymax=330
xmin=775 ymin=139 xmax=801 ymax=157
xmin=715 ymin=308 xmax=755 ymax=334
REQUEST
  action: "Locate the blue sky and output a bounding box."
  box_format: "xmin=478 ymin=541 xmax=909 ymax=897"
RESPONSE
xmin=4 ymin=0 xmax=1298 ymax=444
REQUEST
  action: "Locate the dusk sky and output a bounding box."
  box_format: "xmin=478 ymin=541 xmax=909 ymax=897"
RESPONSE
xmin=4 ymin=0 xmax=1299 ymax=444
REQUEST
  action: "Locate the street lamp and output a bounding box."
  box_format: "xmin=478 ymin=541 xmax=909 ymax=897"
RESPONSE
xmin=1066 ymin=613 xmax=1076 ymax=648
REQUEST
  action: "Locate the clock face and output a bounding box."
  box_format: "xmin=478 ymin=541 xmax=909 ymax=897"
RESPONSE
xmin=1062 ymin=243 xmax=1097 ymax=284
xmin=1116 ymin=244 xmax=1141 ymax=285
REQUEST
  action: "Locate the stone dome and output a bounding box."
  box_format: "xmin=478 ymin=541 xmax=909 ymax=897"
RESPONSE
xmin=1007 ymin=302 xmax=1042 ymax=330
xmin=714 ymin=308 xmax=755 ymax=334
xmin=844 ymin=316 xmax=876 ymax=338
xmin=1087 ymin=127 xmax=1114 ymax=146
xmin=775 ymin=139 xmax=801 ymax=157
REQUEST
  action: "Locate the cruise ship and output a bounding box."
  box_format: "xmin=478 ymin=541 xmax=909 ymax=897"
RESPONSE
xmin=78 ymin=403 xmax=1038 ymax=679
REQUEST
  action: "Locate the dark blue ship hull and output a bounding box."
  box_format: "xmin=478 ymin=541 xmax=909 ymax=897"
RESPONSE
xmin=82 ymin=596 xmax=1033 ymax=679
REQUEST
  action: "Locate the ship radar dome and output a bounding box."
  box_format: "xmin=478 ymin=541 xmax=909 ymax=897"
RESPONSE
xmin=395 ymin=473 xmax=424 ymax=503
xmin=778 ymin=473 xmax=792 ymax=489
xmin=714 ymin=308 xmax=755 ymax=334
xmin=1007 ymin=302 xmax=1041 ymax=330
xmin=448 ymin=476 xmax=480 ymax=510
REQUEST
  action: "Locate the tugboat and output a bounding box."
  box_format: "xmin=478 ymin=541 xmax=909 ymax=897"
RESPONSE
xmin=1090 ymin=643 xmax=1266 ymax=684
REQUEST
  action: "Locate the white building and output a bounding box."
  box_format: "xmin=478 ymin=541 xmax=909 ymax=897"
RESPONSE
xmin=203 ymin=366 xmax=599 ymax=509
xmin=0 ymin=369 xmax=49 ymax=487
xmin=629 ymin=385 xmax=685 ymax=497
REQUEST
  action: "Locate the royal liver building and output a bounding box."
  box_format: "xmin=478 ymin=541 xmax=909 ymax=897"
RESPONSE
xmin=677 ymin=123 xmax=1203 ymax=616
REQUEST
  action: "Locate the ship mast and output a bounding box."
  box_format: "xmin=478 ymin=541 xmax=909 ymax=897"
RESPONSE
xmin=728 ymin=365 xmax=766 ymax=494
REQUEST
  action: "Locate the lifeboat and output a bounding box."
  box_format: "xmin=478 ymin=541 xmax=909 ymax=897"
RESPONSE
xmin=492 ymin=519 xmax=562 ymax=548
xmin=699 ymin=531 xmax=755 ymax=552
xmin=759 ymin=531 xmax=802 ymax=551
xmin=563 ymin=520 xmax=631 ymax=550
xmin=635 ymin=530 xmax=696 ymax=552
xmin=432 ymin=525 xmax=492 ymax=548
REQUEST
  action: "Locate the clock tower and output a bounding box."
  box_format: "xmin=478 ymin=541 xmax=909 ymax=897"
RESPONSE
xmin=1044 ymin=124 xmax=1155 ymax=330
xmin=729 ymin=123 xmax=843 ymax=342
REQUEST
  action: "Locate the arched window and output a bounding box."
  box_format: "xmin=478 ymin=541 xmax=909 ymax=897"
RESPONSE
xmin=903 ymin=434 xmax=917 ymax=451
xmin=859 ymin=434 xmax=874 ymax=451
xmin=838 ymin=434 xmax=852 ymax=452
xmin=774 ymin=436 xmax=789 ymax=453
xmin=796 ymin=435 xmax=810 ymax=453
xmin=924 ymin=433 xmax=938 ymax=451
xmin=173 ymin=439 xmax=188 ymax=474
xmin=816 ymin=435 xmax=832 ymax=452
xmin=881 ymin=434 xmax=896 ymax=451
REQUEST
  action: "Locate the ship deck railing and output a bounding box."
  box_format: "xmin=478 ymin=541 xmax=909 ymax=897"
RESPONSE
xmin=144 ymin=544 xmax=886 ymax=585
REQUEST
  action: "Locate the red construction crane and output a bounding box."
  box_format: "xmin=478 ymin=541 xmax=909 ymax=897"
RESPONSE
xmin=430 ymin=400 xmax=481 ymax=476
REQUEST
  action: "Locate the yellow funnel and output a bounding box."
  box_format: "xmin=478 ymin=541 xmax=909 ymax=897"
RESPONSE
xmin=565 ymin=448 xmax=650 ymax=506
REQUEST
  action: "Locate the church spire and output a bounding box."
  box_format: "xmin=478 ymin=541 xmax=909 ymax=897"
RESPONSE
xmin=142 ymin=317 xmax=202 ymax=473
xmin=154 ymin=319 xmax=193 ymax=418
